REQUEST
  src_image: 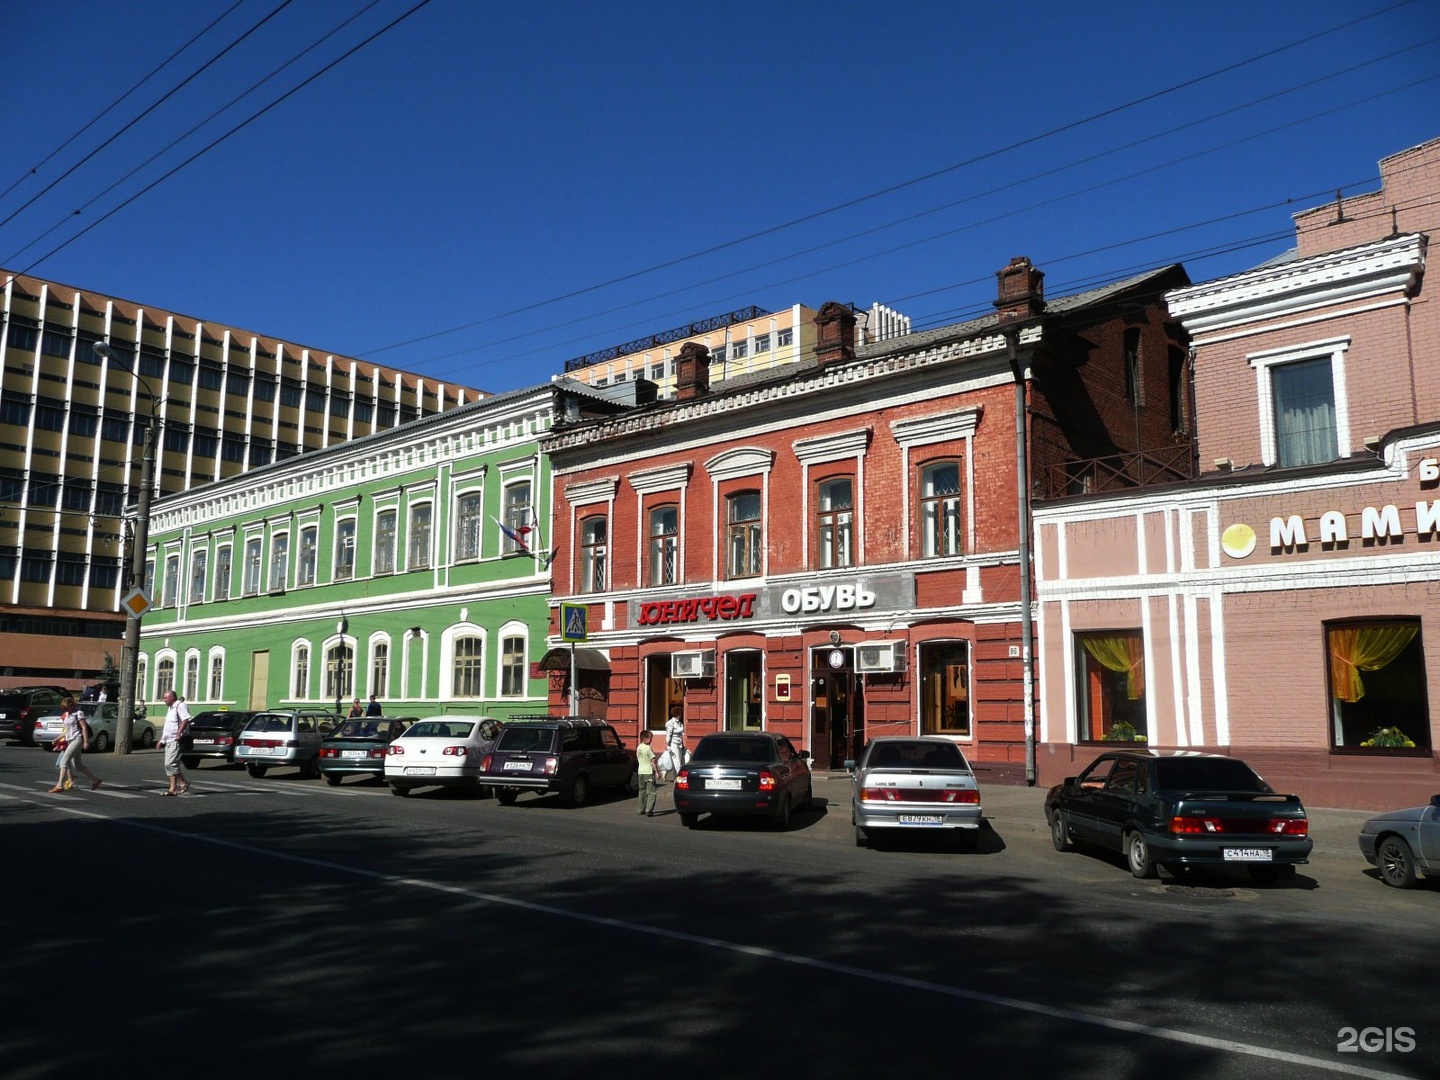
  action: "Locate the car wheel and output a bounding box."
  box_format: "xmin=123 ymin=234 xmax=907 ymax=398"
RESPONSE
xmin=390 ymin=784 xmax=410 ymax=797
xmin=1248 ymin=864 xmax=1297 ymax=886
xmin=563 ymin=774 xmax=589 ymax=808
xmin=771 ymin=796 xmax=792 ymax=832
xmin=1049 ymin=809 xmax=1073 ymax=852
xmin=1125 ymin=830 xmax=1158 ymax=879
xmin=181 ymin=756 xmax=199 ymax=770
xmin=680 ymin=812 xmax=699 ymax=828
xmin=302 ymin=757 xmax=321 ymax=780
xmin=92 ymin=731 xmax=110 ymax=753
xmin=854 ymin=824 xmax=869 ymax=848
xmin=953 ymin=828 xmax=978 ymax=853
xmin=245 ymin=764 xmax=268 ymax=779
xmin=1377 ymin=836 xmax=1417 ymax=888
xmin=799 ymin=782 xmax=813 ymax=811
xmin=138 ymin=728 xmax=156 ymax=749
xmin=324 ymin=775 xmax=342 ymax=787
xmin=496 ymin=789 xmax=518 ymax=806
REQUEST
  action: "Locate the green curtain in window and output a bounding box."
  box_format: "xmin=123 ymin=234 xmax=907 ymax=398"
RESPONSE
xmin=1328 ymin=625 xmax=1417 ymax=703
xmin=1082 ymin=634 xmax=1145 ymax=700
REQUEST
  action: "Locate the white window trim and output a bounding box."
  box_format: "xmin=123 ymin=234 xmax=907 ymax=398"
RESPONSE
xmin=207 ymin=646 xmax=226 ymax=703
xmin=630 ymin=463 xmax=692 ymax=588
xmin=441 ymin=624 xmax=488 ymax=699
xmin=891 ymin=408 xmax=982 ymax=562
xmin=291 ymin=640 xmax=312 ymax=701
xmin=1247 ymin=335 xmax=1351 ymax=467
xmin=794 ymin=429 xmax=870 ymax=569
xmin=705 ymin=449 xmax=775 ymax=582
xmin=497 ymin=619 xmax=529 ymax=699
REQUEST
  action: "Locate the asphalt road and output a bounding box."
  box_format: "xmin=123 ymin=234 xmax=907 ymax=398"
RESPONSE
xmin=4 ymin=746 xmax=1437 ymax=1080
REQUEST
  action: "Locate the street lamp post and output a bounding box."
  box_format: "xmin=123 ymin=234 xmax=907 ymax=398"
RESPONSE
xmin=335 ymin=614 xmax=349 ymax=718
xmin=96 ymin=341 xmax=159 ymax=755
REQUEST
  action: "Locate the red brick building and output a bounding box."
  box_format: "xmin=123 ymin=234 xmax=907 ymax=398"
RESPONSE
xmin=542 ymin=259 xmax=1191 ymax=776
xmin=1034 ymin=136 xmax=1440 ymax=809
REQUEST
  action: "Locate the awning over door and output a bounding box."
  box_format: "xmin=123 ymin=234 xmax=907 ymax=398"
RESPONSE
xmin=537 ymin=646 xmax=610 ymax=672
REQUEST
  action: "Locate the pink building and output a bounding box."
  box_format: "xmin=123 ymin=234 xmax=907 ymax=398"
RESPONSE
xmin=1034 ymin=136 xmax=1440 ymax=810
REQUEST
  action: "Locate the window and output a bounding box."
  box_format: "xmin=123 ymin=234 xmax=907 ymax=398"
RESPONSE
xmin=920 ymin=641 xmax=969 ymax=736
xmin=408 ymin=503 xmax=432 ymax=570
xmin=1326 ymin=620 xmax=1430 ymax=752
xmin=580 ymin=517 xmax=607 ymax=593
xmin=156 ymin=657 xmax=176 ymax=698
xmin=502 ymin=481 xmax=532 ymax=555
xmin=0 ymin=396 xmax=32 ymax=427
xmin=221 ymin=436 xmax=246 ymax=464
xmin=136 ymin=656 xmax=149 ymax=701
xmin=777 ymin=328 xmax=793 ymax=348
xmin=453 ymin=636 xmax=484 ymax=697
xmin=726 ymin=492 xmax=762 ymax=578
xmin=500 ymin=635 xmax=525 ymax=697
xmin=649 ymin=505 xmax=677 ymax=586
xmin=297 ymin=526 xmax=317 ymax=586
xmin=731 ymin=340 xmax=748 ymax=360
xmin=243 ymin=537 xmax=263 ymax=595
xmin=163 ymin=554 xmax=180 ymax=608
xmin=921 ymin=462 xmax=961 ymax=557
xmin=293 ymin=644 xmax=310 ymax=698
xmin=754 ymin=333 xmax=770 ymax=354
xmin=334 ymin=520 xmax=355 ymax=580
xmin=455 ymin=492 xmax=482 ymax=561
xmin=816 ymin=478 xmax=853 ymax=569
xmin=209 ymin=654 xmax=224 ymax=699
xmin=190 ymin=549 xmax=207 ymax=604
xmin=1123 ymin=327 xmax=1142 ymax=404
xmin=185 ymin=654 xmax=200 ymax=701
xmin=1075 ymin=631 xmax=1147 ymax=742
xmin=324 ymin=642 xmax=354 ymax=701
xmin=1272 ymin=358 xmax=1337 ymax=467
xmin=375 ymin=510 xmax=397 ymax=574
xmin=214 ymin=545 xmax=232 ymax=600
xmin=371 ymin=641 xmax=389 ymax=699
xmin=269 ymin=533 xmax=289 ymax=591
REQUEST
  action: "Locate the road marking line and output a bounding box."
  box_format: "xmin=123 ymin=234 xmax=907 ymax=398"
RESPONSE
xmin=0 ymin=795 xmax=1399 ymax=1080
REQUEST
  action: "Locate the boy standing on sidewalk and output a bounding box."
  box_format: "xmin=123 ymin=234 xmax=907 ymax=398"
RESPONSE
xmin=636 ymin=730 xmax=658 ymax=817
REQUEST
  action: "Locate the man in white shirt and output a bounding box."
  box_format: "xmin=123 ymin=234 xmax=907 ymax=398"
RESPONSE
xmin=159 ymin=690 xmax=193 ymax=796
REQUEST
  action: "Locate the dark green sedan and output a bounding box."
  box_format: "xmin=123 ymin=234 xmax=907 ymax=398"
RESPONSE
xmin=317 ymin=717 xmax=417 ymax=785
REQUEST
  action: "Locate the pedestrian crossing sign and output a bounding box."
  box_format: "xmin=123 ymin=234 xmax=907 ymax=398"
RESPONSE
xmin=560 ymin=603 xmax=588 ymax=642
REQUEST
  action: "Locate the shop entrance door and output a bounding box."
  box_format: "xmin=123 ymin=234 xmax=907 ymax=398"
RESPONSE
xmin=811 ymin=648 xmax=864 ymax=769
xmin=646 ymin=654 xmax=684 ymax=733
xmin=725 ymin=650 xmax=763 ymax=730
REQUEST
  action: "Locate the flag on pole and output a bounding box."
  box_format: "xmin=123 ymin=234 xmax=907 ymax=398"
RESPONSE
xmin=495 ymin=516 xmax=532 ymax=554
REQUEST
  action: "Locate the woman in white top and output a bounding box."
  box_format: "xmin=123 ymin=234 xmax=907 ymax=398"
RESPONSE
xmin=663 ymin=713 xmax=687 ymax=780
xmin=50 ymin=697 xmax=102 ymax=793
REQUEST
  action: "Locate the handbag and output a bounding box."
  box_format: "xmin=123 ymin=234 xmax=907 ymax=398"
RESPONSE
xmin=52 ymin=736 xmax=68 ymax=753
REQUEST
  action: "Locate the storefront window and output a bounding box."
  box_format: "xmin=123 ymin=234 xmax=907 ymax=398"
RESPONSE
xmin=1075 ymin=630 xmax=1147 ymax=742
xmin=920 ymin=640 xmax=970 ymax=737
xmin=1326 ymin=619 xmax=1430 ymax=752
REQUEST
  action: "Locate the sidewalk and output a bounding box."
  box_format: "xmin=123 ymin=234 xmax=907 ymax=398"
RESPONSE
xmin=809 ymin=771 xmax=1370 ymax=862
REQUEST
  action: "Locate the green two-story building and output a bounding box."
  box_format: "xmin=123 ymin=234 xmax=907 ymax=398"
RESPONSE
xmin=136 ymin=381 xmax=576 ymax=720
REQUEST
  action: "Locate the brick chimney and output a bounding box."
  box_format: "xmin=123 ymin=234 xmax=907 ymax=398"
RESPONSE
xmin=814 ymin=301 xmax=857 ymax=367
xmin=674 ymin=341 xmax=711 ymax=400
xmin=994 ymin=257 xmax=1045 ymax=324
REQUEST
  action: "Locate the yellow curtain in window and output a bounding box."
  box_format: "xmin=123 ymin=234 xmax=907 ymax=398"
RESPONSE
xmin=1081 ymin=634 xmax=1145 ymax=700
xmin=1328 ymin=625 xmax=1417 ymax=703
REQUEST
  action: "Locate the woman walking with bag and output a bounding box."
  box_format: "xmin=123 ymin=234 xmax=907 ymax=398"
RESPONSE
xmin=662 ymin=712 xmax=687 ymax=781
xmin=49 ymin=696 xmax=102 ymax=793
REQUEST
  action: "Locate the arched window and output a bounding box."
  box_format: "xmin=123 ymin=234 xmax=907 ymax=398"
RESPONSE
xmin=816 ymin=478 xmax=853 ymax=569
xmin=293 ymin=643 xmax=310 ymax=699
xmin=453 ymin=635 xmax=484 ymax=697
xmin=726 ymin=492 xmax=762 ymax=578
xmin=184 ymin=652 xmax=200 ymax=701
xmin=370 ymin=639 xmax=389 ymax=699
xmin=580 ymin=517 xmax=607 ymax=593
xmin=499 ymin=628 xmax=526 ymax=697
xmin=208 ymin=652 xmax=225 ymax=700
xmin=156 ymin=657 xmax=176 ymax=698
xmin=325 ymin=642 xmax=354 ymax=701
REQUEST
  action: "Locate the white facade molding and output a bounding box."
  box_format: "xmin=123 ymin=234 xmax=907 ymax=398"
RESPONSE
xmin=704 ymin=447 xmax=776 ymax=482
xmin=1165 ymin=233 xmax=1425 ymax=335
xmin=629 ymin=462 xmax=693 ymax=494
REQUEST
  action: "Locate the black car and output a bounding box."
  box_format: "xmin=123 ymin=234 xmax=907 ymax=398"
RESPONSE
xmin=1045 ymin=750 xmax=1312 ymax=883
xmin=480 ymin=717 xmax=636 ymax=807
xmin=0 ymin=686 xmax=68 ymax=746
xmin=180 ymin=710 xmax=259 ymax=768
xmin=318 ymin=716 xmax=417 ymax=786
xmin=674 ymin=732 xmax=813 ymax=830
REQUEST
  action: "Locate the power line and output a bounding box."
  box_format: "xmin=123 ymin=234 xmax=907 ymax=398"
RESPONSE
xmin=0 ymin=0 xmax=247 ymax=206
xmin=357 ymin=0 xmax=1422 ymax=357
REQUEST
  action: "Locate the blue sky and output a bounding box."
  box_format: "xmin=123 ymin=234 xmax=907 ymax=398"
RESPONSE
xmin=2 ymin=0 xmax=1437 ymax=394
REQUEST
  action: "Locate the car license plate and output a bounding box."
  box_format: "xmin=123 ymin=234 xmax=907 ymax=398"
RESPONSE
xmin=1223 ymin=847 xmax=1272 ymax=862
xmin=404 ymin=767 xmax=436 ymax=776
xmin=342 ymin=750 xmax=368 ymax=759
xmin=706 ymin=778 xmax=742 ymax=790
xmin=898 ymin=814 xmax=944 ymax=825
xmin=248 ymin=746 xmax=274 ymax=755
xmin=193 ymin=738 xmax=217 ymax=746
xmin=503 ymin=761 xmax=532 ymax=771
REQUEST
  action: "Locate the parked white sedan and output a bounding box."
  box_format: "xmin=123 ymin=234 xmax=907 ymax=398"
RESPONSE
xmin=34 ymin=703 xmax=157 ymax=753
xmin=384 ymin=716 xmax=503 ymax=797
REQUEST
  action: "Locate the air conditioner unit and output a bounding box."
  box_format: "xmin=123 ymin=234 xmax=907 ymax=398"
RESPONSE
xmin=671 ymin=649 xmax=716 ymax=679
xmin=855 ymin=641 xmax=906 ymax=674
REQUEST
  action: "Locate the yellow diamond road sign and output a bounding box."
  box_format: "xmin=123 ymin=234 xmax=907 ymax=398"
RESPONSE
xmin=121 ymin=588 xmax=153 ymax=619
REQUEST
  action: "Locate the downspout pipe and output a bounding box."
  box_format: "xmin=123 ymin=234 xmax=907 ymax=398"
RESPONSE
xmin=1005 ymin=329 xmax=1037 ymax=786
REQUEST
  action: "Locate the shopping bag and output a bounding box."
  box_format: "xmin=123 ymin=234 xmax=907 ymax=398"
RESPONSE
xmin=656 ymin=749 xmax=674 ymax=775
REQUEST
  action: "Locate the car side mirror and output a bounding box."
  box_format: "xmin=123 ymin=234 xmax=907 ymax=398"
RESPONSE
xmin=1063 ymin=776 xmax=1078 ymax=787
xmin=799 ymin=750 xmax=812 ymax=762
xmin=842 ymin=758 xmax=855 ymax=770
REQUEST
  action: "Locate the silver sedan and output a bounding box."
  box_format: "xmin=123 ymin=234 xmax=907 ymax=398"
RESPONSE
xmin=1358 ymin=794 xmax=1440 ymax=888
xmin=849 ymin=736 xmax=983 ymax=849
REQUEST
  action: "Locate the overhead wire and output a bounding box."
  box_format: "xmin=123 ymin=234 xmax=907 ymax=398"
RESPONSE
xmin=0 ymin=0 xmax=248 ymax=206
